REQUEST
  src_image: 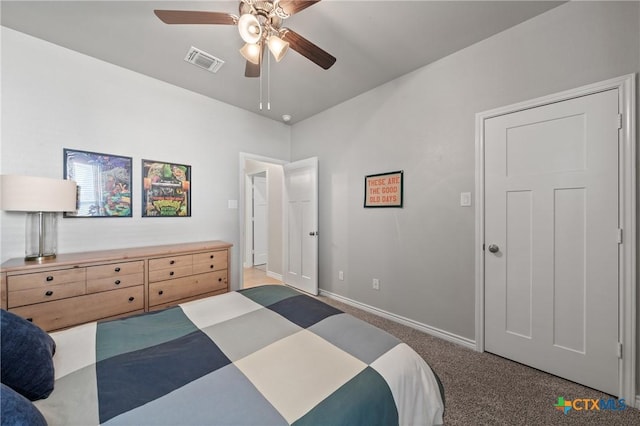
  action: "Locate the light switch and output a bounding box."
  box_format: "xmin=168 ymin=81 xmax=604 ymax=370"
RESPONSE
xmin=460 ymin=192 xmax=472 ymax=207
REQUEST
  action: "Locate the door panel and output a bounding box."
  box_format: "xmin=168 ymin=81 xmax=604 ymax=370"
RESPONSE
xmin=505 ymin=190 xmax=532 ymax=339
xmin=284 ymin=157 xmax=318 ymax=295
xmin=484 ymin=89 xmax=619 ymax=395
xmin=553 ymin=187 xmax=586 ymax=353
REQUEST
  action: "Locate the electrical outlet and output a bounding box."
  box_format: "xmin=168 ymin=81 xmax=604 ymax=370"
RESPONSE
xmin=372 ymin=278 xmax=380 ymax=290
xmin=338 ymin=271 xmax=344 ymax=281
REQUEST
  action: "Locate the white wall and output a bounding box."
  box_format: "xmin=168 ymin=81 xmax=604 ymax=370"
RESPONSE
xmin=290 ymin=1 xmax=639 ymax=343
xmin=0 ymin=28 xmax=291 ymax=289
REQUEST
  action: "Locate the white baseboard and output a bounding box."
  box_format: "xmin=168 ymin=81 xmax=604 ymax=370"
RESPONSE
xmin=267 ymin=271 xmax=283 ymax=281
xmin=633 ymin=394 xmax=639 ymax=409
xmin=319 ymin=289 xmax=476 ymax=350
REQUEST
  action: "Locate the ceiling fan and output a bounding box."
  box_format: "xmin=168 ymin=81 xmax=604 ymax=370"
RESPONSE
xmin=154 ymin=0 xmax=336 ymax=78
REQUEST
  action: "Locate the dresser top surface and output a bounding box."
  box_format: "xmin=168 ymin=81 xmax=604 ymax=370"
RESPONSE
xmin=1 ymin=241 xmax=232 ymax=273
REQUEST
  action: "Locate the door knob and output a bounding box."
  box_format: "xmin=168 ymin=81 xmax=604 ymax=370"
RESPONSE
xmin=488 ymin=244 xmax=499 ymax=253
xmin=309 ymin=231 xmax=318 ymax=236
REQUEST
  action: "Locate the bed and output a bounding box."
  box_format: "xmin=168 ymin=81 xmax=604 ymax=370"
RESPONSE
xmin=2 ymin=285 xmax=444 ymax=425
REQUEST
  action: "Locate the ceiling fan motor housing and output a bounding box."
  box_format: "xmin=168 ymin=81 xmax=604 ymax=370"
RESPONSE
xmin=240 ymin=0 xmax=284 ymax=35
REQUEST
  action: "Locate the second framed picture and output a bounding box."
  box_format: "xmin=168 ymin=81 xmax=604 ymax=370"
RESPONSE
xmin=142 ymin=160 xmax=191 ymax=217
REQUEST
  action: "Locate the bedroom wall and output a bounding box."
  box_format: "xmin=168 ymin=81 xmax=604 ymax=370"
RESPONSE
xmin=0 ymin=27 xmax=291 ymax=286
xmin=290 ymin=0 xmax=639 ymax=345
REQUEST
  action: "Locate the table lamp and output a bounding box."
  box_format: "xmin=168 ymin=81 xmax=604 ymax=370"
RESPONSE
xmin=1 ymin=175 xmax=77 ymax=261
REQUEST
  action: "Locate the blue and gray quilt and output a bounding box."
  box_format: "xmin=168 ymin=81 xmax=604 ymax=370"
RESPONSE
xmin=35 ymin=285 xmax=444 ymax=425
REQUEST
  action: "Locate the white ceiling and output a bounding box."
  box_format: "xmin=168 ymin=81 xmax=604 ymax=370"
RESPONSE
xmin=1 ymin=1 xmax=564 ymax=124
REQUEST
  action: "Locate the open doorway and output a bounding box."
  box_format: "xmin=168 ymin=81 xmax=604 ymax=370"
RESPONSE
xmin=239 ymin=153 xmax=286 ymax=289
xmin=238 ymin=153 xmax=319 ymax=294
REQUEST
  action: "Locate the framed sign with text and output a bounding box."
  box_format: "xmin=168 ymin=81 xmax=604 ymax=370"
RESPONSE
xmin=364 ymin=170 xmax=403 ymax=208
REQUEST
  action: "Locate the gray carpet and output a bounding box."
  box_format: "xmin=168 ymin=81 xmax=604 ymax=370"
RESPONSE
xmin=319 ymin=296 xmax=640 ymax=425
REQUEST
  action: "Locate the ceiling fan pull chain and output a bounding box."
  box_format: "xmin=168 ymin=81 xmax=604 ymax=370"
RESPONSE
xmin=259 ymin=51 xmax=263 ymax=110
xmin=267 ymin=49 xmax=271 ymax=110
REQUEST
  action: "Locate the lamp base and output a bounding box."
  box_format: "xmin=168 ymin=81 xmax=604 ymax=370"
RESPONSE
xmin=25 ymin=212 xmax=59 ymax=262
xmin=24 ymin=253 xmax=57 ymax=262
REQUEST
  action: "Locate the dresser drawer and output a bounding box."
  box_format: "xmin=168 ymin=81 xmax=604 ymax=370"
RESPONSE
xmin=87 ymin=261 xmax=144 ymax=280
xmin=193 ymin=250 xmax=227 ymax=265
xmin=9 ymin=286 xmax=144 ymax=331
xmin=8 ymin=281 xmax=86 ymax=308
xmin=149 ymin=254 xmax=192 ymax=271
xmin=149 ymin=264 xmax=193 ymax=282
xmin=8 ymin=268 xmax=85 ymax=291
xmin=87 ymin=272 xmax=144 ymax=293
xmin=193 ymin=250 xmax=227 ymax=274
xmin=148 ymin=270 xmax=227 ymax=307
xmin=193 ymin=262 xmax=226 ymax=275
xmin=149 ymin=288 xmax=227 ymax=312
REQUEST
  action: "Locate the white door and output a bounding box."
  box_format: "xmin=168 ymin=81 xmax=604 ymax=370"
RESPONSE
xmin=284 ymin=157 xmax=318 ymax=295
xmin=252 ymin=175 xmax=268 ymax=266
xmin=484 ymin=89 xmax=620 ymax=395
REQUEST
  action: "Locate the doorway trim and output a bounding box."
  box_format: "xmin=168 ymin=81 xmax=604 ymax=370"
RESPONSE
xmin=474 ymin=74 xmax=636 ymax=404
xmin=238 ymin=152 xmax=288 ymax=291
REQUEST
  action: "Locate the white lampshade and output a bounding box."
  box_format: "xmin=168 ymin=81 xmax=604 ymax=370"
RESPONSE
xmin=267 ymin=35 xmax=289 ymax=62
xmin=239 ymin=43 xmax=262 ymax=65
xmin=238 ymin=13 xmax=262 ymax=44
xmin=1 ymin=175 xmax=77 ymax=212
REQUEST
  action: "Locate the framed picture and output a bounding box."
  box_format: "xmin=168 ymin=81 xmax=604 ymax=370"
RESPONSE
xmin=364 ymin=170 xmax=403 ymax=208
xmin=63 ymin=149 xmax=133 ymax=217
xmin=142 ymin=160 xmax=191 ymax=217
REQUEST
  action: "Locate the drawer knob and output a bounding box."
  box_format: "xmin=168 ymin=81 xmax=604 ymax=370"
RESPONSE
xmin=170 ymin=260 xmax=175 ymax=265
xmin=218 ymin=277 xmax=222 ymax=282
xmin=45 ymin=290 xmax=54 ymax=296
xmin=115 ymin=267 xmax=121 ymax=272
xmin=159 ymin=290 xmax=164 ymax=295
xmin=128 ymin=297 xmax=135 ymax=302
xmin=210 ymin=255 xmax=214 ymax=259
xmin=114 ymin=280 xmax=121 ymax=285
xmin=169 ymin=271 xmax=174 ymax=276
xmin=210 ymin=264 xmax=214 ymax=269
xmin=46 ymin=276 xmax=54 ymax=282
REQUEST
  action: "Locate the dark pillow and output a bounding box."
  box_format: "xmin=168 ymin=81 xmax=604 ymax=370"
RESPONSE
xmin=0 ymin=383 xmax=47 ymax=426
xmin=0 ymin=310 xmax=55 ymax=400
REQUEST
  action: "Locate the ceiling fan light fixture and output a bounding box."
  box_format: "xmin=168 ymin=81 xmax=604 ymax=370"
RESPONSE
xmin=239 ymin=42 xmax=261 ymax=65
xmin=238 ymin=13 xmax=262 ymax=44
xmin=267 ymin=35 xmax=289 ymax=62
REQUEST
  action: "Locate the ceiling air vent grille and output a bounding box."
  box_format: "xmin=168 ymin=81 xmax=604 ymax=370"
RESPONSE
xmin=184 ymin=46 xmax=224 ymax=73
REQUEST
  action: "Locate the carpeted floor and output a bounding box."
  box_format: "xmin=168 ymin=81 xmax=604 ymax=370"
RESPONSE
xmin=319 ymin=296 xmax=640 ymax=426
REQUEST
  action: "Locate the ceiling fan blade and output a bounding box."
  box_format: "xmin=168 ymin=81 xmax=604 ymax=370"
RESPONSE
xmin=277 ymin=0 xmax=321 ymax=16
xmin=281 ymin=28 xmax=336 ymax=70
xmin=154 ymin=10 xmax=237 ymax=25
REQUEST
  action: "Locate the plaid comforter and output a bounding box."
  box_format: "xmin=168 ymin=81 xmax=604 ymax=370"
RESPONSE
xmin=35 ymin=285 xmax=444 ymax=425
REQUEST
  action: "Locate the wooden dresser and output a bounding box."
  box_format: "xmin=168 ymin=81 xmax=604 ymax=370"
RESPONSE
xmin=0 ymin=241 xmax=232 ymax=331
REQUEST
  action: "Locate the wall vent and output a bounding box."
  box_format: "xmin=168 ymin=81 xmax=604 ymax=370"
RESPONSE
xmin=184 ymin=46 xmax=225 ymax=73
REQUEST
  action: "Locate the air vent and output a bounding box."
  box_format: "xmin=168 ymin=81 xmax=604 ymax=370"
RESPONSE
xmin=184 ymin=46 xmax=224 ymax=73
